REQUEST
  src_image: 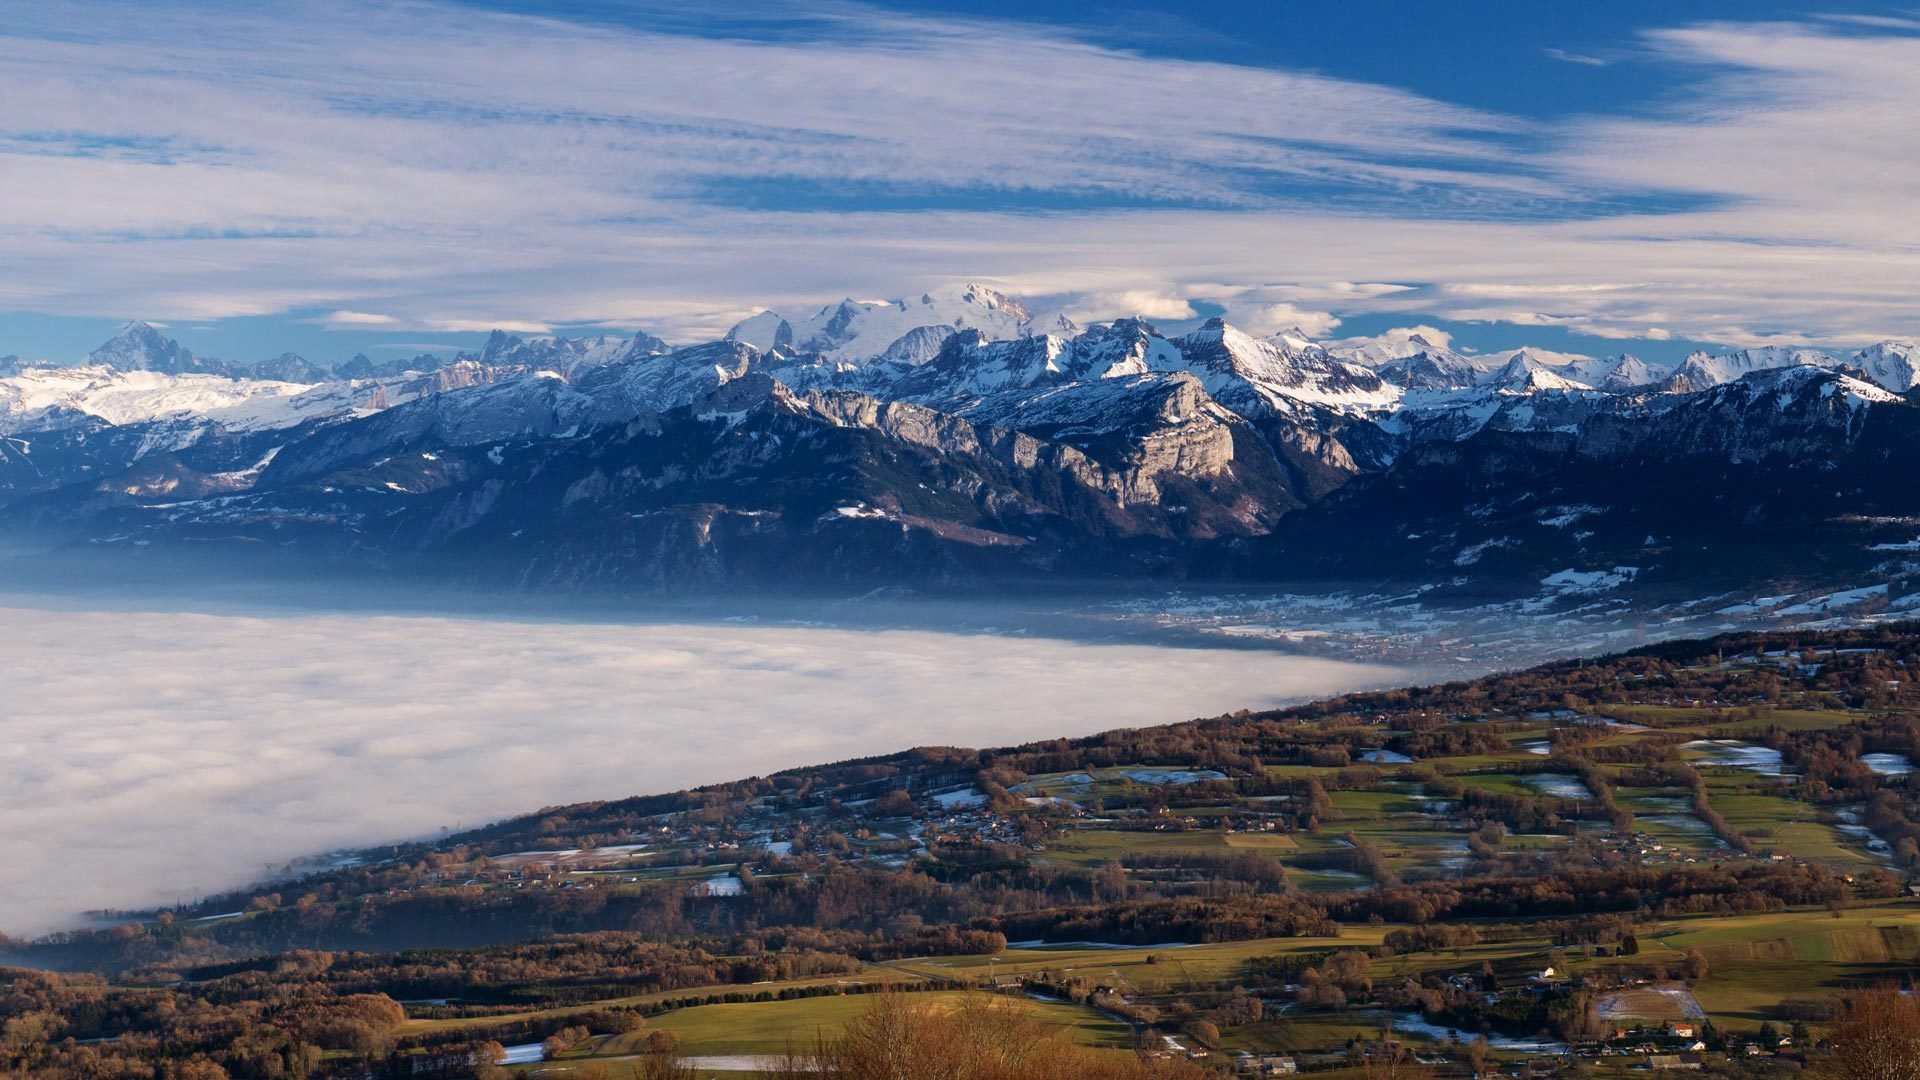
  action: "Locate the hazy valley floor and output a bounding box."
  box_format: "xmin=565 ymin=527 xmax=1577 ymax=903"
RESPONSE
xmin=0 ymin=600 xmax=1409 ymax=938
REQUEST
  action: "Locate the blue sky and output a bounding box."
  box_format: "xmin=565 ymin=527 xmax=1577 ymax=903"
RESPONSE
xmin=2 ymin=0 xmax=1919 ymax=367
xmin=474 ymin=0 xmax=1893 ymax=117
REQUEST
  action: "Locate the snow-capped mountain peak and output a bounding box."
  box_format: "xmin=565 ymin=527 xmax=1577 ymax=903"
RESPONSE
xmin=1269 ymin=327 xmax=1320 ymax=353
xmin=0 ymin=365 xmax=325 ymax=435
xmin=1172 ymin=318 xmax=1400 ymax=415
xmin=884 ymin=330 xmax=1071 ymax=402
xmin=725 ymin=311 xmax=795 ymax=352
xmin=1574 ymin=354 xmax=1665 ymax=391
xmin=87 ymin=322 xmax=221 ymax=377
xmin=1686 ymin=363 xmax=1903 ymax=427
xmin=725 ymin=283 xmax=1076 ymax=363
xmin=1374 ymin=348 xmax=1485 ymax=391
xmin=468 ymin=328 xmax=669 ymax=378
xmin=1663 ymin=346 xmax=1837 ymax=393
xmin=1068 ymin=317 xmax=1182 ymax=381
xmin=953 ymin=282 xmax=1031 ymax=322
xmin=1489 ymin=351 xmax=1595 ymax=394
xmin=17 ymin=294 xmax=1920 ymax=603
xmin=1851 ymin=340 xmax=1920 ymax=392
xmin=1323 ymin=328 xmax=1459 ymax=367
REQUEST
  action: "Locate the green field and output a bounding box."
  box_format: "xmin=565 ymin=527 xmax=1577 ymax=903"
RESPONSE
xmin=1714 ymin=793 xmax=1875 ymax=864
xmin=1600 ymin=903 xmax=1920 ymax=1023
xmin=397 ymin=974 xmax=918 ymax=1036
xmin=414 ymin=901 xmax=1920 ymax=1064
xmin=882 ymin=932 xmax=1387 ymax=994
xmin=1040 ymin=827 xmax=1237 ymax=864
xmin=381 ymin=656 xmax=1920 ymax=1061
xmin=1453 ymin=773 xmax=1542 ymax=797
xmin=1223 ymin=832 xmax=1301 ymax=850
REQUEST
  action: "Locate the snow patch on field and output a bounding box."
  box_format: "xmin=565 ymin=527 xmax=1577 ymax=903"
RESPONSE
xmin=1453 ymin=538 xmax=1518 ymax=566
xmin=1521 ymin=774 xmax=1595 ymax=800
xmin=1595 ymin=985 xmax=1706 ymax=1021
xmin=1775 ymin=584 xmax=1888 ymax=615
xmin=1537 ymin=505 xmax=1602 ymax=529
xmin=1540 ymin=567 xmax=1639 ymax=594
xmin=1116 ymin=768 xmax=1227 ymax=785
xmin=694 ymin=875 xmax=743 ymax=897
xmin=1863 ymin=753 xmax=1913 ymax=776
xmin=1685 ymin=739 xmax=1788 ymax=775
xmin=1717 ymin=594 xmax=1795 ymax=616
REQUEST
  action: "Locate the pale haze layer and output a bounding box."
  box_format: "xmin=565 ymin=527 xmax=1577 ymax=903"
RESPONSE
xmin=0 ymin=604 xmax=1405 ymax=938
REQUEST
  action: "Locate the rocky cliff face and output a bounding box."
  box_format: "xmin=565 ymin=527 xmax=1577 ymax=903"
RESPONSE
xmin=1238 ymin=364 xmax=1920 ymax=597
xmin=14 ymin=304 xmax=1920 ymax=598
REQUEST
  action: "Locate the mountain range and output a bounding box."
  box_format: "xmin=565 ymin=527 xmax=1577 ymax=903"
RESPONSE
xmin=4 ymin=284 xmax=1920 ymax=609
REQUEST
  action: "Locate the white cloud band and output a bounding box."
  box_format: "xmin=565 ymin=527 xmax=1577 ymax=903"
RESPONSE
xmin=0 ymin=602 xmax=1403 ymax=937
xmin=0 ymin=3 xmax=1915 ymax=347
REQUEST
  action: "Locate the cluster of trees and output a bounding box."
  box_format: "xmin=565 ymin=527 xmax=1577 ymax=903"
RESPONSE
xmin=1390 ymin=724 xmax=1511 ymax=760
xmin=1830 ymin=987 xmax=1920 ymax=1080
xmin=1781 ymin=714 xmax=1920 ymax=866
xmin=992 ymin=894 xmax=1337 ymax=945
xmin=0 ymin=921 xmax=1008 ymax=1078
xmin=1320 ymin=860 xmax=1871 ymax=925
xmin=285 ymin=933 xmax=867 ymax=1007
xmin=1453 ymin=787 xmax=1585 ymax=834
xmin=1680 ymin=763 xmax=1757 ymax=854
xmin=1120 ymin=851 xmax=1290 ymax=894
xmin=1382 ymin=923 xmax=1479 ymax=954
xmin=763 ymin=991 xmax=1207 ymax=1080
xmin=1295 ymin=950 xmax=1375 ymax=1007
xmin=0 ymin=968 xmax=410 ymax=1079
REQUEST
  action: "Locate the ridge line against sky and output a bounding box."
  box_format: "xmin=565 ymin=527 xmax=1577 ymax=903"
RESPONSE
xmin=0 ymin=0 xmax=1918 ymax=364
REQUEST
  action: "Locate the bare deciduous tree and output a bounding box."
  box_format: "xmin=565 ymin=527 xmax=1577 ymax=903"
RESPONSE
xmin=1830 ymin=988 xmax=1920 ymax=1080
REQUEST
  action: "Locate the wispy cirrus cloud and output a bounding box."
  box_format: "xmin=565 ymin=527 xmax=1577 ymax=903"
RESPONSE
xmin=1543 ymin=47 xmax=1611 ymax=67
xmin=0 ymin=2 xmax=1917 ymax=349
xmin=1813 ymin=12 xmax=1920 ymax=31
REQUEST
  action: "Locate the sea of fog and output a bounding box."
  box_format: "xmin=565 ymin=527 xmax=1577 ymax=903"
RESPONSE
xmin=0 ymin=601 xmax=1410 ymax=938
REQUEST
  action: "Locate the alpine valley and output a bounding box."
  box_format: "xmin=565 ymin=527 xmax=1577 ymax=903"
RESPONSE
xmin=5 ymin=284 xmax=1920 ymax=633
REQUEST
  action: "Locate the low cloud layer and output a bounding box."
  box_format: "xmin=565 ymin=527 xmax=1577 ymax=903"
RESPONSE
xmin=0 ymin=603 xmax=1403 ymax=938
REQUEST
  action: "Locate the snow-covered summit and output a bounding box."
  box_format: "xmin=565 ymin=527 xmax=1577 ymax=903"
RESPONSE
xmin=1372 ymin=347 xmax=1493 ymax=391
xmin=1663 ymin=346 xmax=1837 ymax=393
xmin=87 ymin=322 xmax=227 ymax=376
xmin=1851 ymin=340 xmax=1920 ymax=392
xmin=19 ymin=307 xmax=1920 ymax=498
xmin=725 ymin=311 xmax=795 ymax=352
xmin=725 ymin=283 xmax=1076 ymax=363
xmin=1324 ymin=329 xmax=1457 ymax=367
xmin=1563 ymin=354 xmax=1665 ymax=391
xmin=1167 ymin=318 xmax=1400 ymax=417
xmin=1489 ymin=351 xmax=1596 ymax=394
xmin=0 ymin=365 xmax=323 ymax=434
xmin=1743 ymin=363 xmax=1905 ymax=409
xmin=468 ymin=329 xmax=668 ymax=378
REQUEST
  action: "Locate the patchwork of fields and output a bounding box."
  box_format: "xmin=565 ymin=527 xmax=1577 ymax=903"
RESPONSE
xmin=18 ymin=628 xmax=1920 ymax=1078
